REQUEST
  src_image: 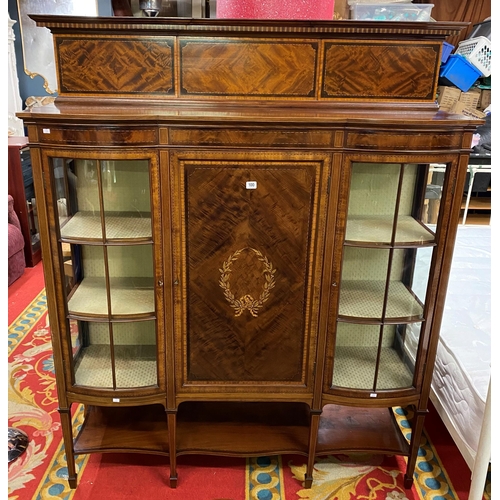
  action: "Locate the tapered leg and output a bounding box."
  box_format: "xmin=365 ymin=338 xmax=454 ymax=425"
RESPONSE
xmin=58 ymin=406 xmax=77 ymax=488
xmin=305 ymin=410 xmax=322 ymax=489
xmin=167 ymin=410 xmax=177 ymax=488
xmin=404 ymin=407 xmax=427 ymax=489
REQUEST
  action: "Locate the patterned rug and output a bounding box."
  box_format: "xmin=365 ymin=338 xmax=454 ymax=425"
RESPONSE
xmin=8 ymin=281 xmax=490 ymax=500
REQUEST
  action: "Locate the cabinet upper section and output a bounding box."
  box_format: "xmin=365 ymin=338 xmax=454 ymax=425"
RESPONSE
xmin=30 ymin=15 xmax=468 ymax=106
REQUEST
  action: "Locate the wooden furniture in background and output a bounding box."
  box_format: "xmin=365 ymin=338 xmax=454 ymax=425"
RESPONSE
xmin=19 ymin=16 xmax=481 ymax=491
xmin=8 ymin=136 xmax=41 ymax=267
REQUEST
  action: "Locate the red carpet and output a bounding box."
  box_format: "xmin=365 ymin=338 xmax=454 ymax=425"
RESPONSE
xmin=8 ymin=261 xmax=46 ymax=324
xmin=8 ymin=262 xmax=489 ymax=499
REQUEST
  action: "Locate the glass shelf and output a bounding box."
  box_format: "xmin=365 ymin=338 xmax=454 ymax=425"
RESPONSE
xmin=60 ymin=212 xmax=152 ymax=241
xmin=338 ymin=280 xmax=423 ymax=321
xmin=345 ymin=215 xmax=435 ymax=246
xmin=74 ymin=344 xmax=157 ymax=388
xmin=68 ymin=277 xmax=155 ymax=317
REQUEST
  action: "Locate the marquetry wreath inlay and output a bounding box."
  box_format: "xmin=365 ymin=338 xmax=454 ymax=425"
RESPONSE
xmin=219 ymin=248 xmax=276 ymax=317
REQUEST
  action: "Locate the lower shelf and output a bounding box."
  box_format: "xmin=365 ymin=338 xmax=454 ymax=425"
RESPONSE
xmin=176 ymin=401 xmax=310 ymax=456
xmin=73 ymin=404 xmax=170 ymax=455
xmin=73 ymin=401 xmax=410 ymax=460
xmin=316 ymin=405 xmax=410 ymax=456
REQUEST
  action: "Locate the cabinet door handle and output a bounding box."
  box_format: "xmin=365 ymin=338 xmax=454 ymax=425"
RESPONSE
xmin=157 ymin=280 xmax=164 ymax=287
xmin=174 ymin=279 xmax=179 ymax=285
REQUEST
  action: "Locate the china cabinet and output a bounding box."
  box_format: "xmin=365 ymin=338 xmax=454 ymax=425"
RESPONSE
xmin=18 ymin=15 xmax=481 ymax=490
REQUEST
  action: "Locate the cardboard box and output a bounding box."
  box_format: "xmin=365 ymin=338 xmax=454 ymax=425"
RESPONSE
xmin=480 ymin=89 xmax=491 ymax=110
xmin=451 ymin=101 xmax=486 ymax=119
xmin=459 ymin=90 xmax=481 ymax=109
xmin=437 ymin=85 xmax=461 ymax=110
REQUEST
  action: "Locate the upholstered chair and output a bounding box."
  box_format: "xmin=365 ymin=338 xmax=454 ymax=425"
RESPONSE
xmin=8 ymin=195 xmax=26 ymax=286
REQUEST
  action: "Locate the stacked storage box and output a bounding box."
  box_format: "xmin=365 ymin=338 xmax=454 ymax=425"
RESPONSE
xmin=441 ymin=42 xmax=454 ymax=63
xmin=439 ymin=19 xmax=491 ymax=93
xmin=455 ymin=36 xmax=491 ymax=77
xmin=437 ymin=86 xmax=487 ymax=118
xmin=438 ymin=19 xmax=491 ymax=116
xmin=439 ymin=55 xmax=482 ymax=92
xmin=350 ymin=2 xmax=433 ymax=21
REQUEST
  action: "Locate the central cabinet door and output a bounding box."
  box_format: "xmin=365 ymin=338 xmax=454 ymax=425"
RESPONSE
xmin=170 ymin=150 xmax=331 ymax=393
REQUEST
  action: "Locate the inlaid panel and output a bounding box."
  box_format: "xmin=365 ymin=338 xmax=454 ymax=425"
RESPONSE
xmin=169 ymin=128 xmax=334 ymax=148
xmin=346 ymin=131 xmax=462 ymax=150
xmin=322 ymin=41 xmax=440 ymax=101
xmin=180 ymin=155 xmax=327 ymax=384
xmin=179 ymin=39 xmax=318 ymax=99
xmin=38 ymin=126 xmax=158 ymax=145
xmin=56 ymin=36 xmax=175 ymax=95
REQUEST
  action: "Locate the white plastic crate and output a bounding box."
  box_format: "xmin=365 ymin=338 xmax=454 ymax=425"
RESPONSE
xmin=455 ymin=36 xmax=491 ymax=77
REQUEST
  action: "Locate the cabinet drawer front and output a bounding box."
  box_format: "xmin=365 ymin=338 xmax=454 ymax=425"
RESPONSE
xmin=37 ymin=126 xmax=158 ymax=146
xmin=169 ymin=128 xmax=334 ymax=148
xmin=346 ymin=131 xmax=462 ymax=150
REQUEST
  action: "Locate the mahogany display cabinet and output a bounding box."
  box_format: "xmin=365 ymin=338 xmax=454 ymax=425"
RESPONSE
xmin=18 ymin=15 xmax=481 ymax=490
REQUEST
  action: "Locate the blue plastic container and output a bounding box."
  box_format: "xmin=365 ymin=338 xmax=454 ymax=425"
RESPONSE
xmin=439 ymin=54 xmax=482 ymax=92
xmin=441 ymin=41 xmax=454 ymax=63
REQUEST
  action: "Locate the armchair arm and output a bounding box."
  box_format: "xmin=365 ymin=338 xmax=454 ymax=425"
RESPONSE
xmin=8 ymin=195 xmax=22 ymax=232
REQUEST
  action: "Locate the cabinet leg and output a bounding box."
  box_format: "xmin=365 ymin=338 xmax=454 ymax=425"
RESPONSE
xmin=58 ymin=406 xmax=77 ymax=488
xmin=304 ymin=475 xmax=313 ymax=489
xmin=305 ymin=410 xmax=322 ymax=489
xmin=404 ymin=407 xmax=427 ymax=489
xmin=403 ymin=475 xmax=414 ymax=489
xmin=167 ymin=411 xmax=177 ymax=488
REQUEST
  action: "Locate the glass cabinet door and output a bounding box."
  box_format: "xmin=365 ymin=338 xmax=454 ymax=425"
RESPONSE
xmin=332 ymin=162 xmax=449 ymax=393
xmin=51 ymin=156 xmax=158 ymax=390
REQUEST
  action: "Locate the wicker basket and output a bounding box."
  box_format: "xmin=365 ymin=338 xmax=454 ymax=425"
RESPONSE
xmin=455 ymin=36 xmax=491 ymax=77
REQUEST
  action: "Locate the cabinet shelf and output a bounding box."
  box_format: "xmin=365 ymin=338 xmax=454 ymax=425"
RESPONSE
xmin=74 ymin=345 xmax=157 ymax=388
xmin=176 ymin=401 xmax=310 ymax=456
xmin=332 ymin=346 xmax=413 ymax=389
xmin=73 ymin=402 xmax=409 ymax=460
xmin=68 ymin=277 xmax=155 ymax=318
xmin=339 ymin=280 xmax=423 ymax=323
xmin=74 ymin=404 xmax=169 ymax=455
xmin=345 ymin=215 xmax=435 ymax=247
xmin=316 ymin=405 xmax=409 ymax=456
xmin=60 ymin=212 xmax=152 ymax=242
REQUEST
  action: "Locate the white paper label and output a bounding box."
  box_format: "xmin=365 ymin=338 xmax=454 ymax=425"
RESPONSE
xmin=370 ymin=393 xmax=377 ymax=398
xmin=246 ymin=181 xmax=257 ymax=190
xmin=112 ymin=398 xmax=120 ymax=403
xmin=42 ymin=128 xmax=50 ymax=134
